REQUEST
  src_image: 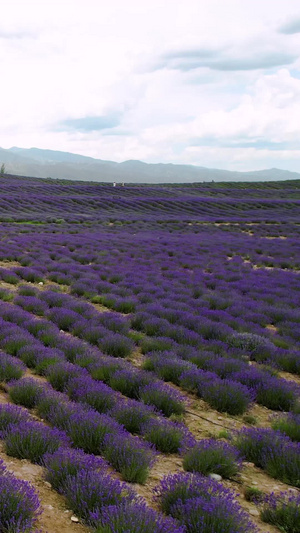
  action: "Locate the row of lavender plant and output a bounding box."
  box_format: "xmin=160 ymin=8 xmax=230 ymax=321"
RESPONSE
xmin=143 ymin=349 xmax=299 ymax=413
xmin=0 ymin=303 xmax=189 ymax=419
xmin=1 ymin=228 xmax=298 ymax=375
xmin=12 ymin=285 xmax=300 ymax=414
xmin=6 ymin=378 xmax=155 ymax=484
xmin=0 ymin=317 xmax=193 ymax=462
xmin=154 ymin=471 xmax=258 ymax=533
xmin=0 ymin=456 xmax=41 ymax=532
xmin=0 ymin=220 xmax=299 ymax=333
xmin=0 ymin=338 xmax=158 ymax=484
xmin=0 ymin=180 xmax=299 ymax=223
xmin=2 ymin=345 xmax=299 ymax=491
xmin=0 ymin=404 xmax=180 ymax=532
xmin=11 ymin=279 xmax=300 ymax=378
xmin=155 ymin=470 xmax=300 ymax=532
xmin=1 ymin=293 xmax=299 ymax=418
xmin=0 ymin=226 xmax=298 ymax=364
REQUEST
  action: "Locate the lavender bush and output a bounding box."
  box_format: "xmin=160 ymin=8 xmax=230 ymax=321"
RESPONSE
xmin=66 ymin=410 xmax=121 ymax=455
xmin=255 ymin=378 xmax=297 ymax=411
xmin=139 ymin=382 xmax=186 ymax=417
xmin=202 ymin=379 xmax=253 ymax=415
xmin=109 ymin=368 xmax=153 ymax=399
xmin=235 ymin=428 xmax=300 ymax=487
xmin=0 ymin=404 xmax=30 ymax=438
xmin=94 ymin=500 xmax=185 ymax=533
xmin=143 ymin=353 xmax=194 ymax=385
xmin=155 ymin=472 xmax=257 ymax=533
xmin=183 ymin=439 xmax=242 ymax=478
xmin=103 ymin=432 xmax=155 ymax=483
xmin=63 ymin=469 xmax=134 ymax=526
xmin=0 ymin=352 xmax=25 ymax=382
xmin=100 ymin=333 xmax=134 ymax=358
xmin=111 ymin=399 xmax=154 ymax=434
xmin=46 ymin=361 xmax=84 ymax=392
xmin=5 ymin=420 xmax=69 ymax=464
xmin=272 ymin=413 xmax=300 ymax=441
xmin=0 ymin=470 xmax=41 ymax=532
xmin=261 ymin=491 xmax=300 ymax=533
xmin=43 ymin=447 xmax=107 ymax=493
xmin=142 ymin=418 xmax=195 ymax=454
xmin=67 ymin=375 xmax=118 ymax=413
xmin=9 ymin=378 xmax=43 ymax=408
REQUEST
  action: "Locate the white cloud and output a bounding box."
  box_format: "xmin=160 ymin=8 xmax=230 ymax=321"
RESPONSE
xmin=0 ymin=0 xmax=300 ymax=171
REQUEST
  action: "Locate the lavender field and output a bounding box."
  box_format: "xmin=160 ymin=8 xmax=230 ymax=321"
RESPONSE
xmin=0 ymin=174 xmax=299 ymax=532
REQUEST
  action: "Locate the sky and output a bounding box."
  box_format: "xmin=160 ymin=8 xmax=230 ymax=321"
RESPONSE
xmin=1 ymin=0 xmax=300 ymax=172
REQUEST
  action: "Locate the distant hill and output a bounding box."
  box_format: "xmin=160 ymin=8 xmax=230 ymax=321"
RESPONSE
xmin=0 ymin=146 xmax=299 ymax=183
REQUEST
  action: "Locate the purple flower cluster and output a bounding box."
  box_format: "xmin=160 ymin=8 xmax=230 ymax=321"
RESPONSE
xmin=183 ymin=438 xmax=242 ymax=478
xmin=95 ymin=500 xmax=185 ymax=532
xmin=4 ymin=420 xmax=69 ymax=464
xmin=271 ymin=412 xmax=300 ymax=441
xmin=142 ymin=417 xmax=196 ymax=454
xmin=0 ymin=458 xmax=41 ymax=532
xmin=139 ymin=381 xmax=186 ymax=417
xmin=0 ymin=404 xmax=30 ymax=438
xmin=261 ymin=490 xmax=300 ymax=532
xmin=9 ymin=372 xmax=158 ymax=484
xmin=155 ymin=472 xmax=258 ymax=533
xmin=235 ymin=427 xmax=300 ymax=487
xmin=0 ymin=350 xmax=25 ymax=382
xmin=43 ymin=447 xmax=107 ymax=493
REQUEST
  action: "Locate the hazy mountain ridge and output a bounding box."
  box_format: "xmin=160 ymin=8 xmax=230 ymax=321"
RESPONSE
xmin=1 ymin=147 xmax=299 ymax=183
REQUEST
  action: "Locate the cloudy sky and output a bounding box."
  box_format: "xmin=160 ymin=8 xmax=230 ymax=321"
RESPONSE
xmin=1 ymin=0 xmax=300 ymax=171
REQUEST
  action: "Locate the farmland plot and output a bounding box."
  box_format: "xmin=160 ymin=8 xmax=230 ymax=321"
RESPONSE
xmin=0 ymin=175 xmax=299 ymax=532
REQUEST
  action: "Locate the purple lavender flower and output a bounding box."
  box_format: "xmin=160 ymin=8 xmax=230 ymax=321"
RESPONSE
xmin=272 ymin=412 xmax=300 ymax=441
xmin=63 ymin=469 xmax=135 ymax=526
xmin=67 ymin=375 xmax=118 ymax=413
xmin=202 ymin=378 xmax=254 ymax=415
xmin=8 ymin=377 xmax=44 ymax=408
xmin=0 ymin=404 xmax=31 ymax=438
xmin=100 ymin=332 xmax=134 ymax=358
xmin=261 ymin=490 xmax=300 ymax=531
xmin=95 ymin=500 xmax=185 ymax=532
xmin=255 ymin=377 xmax=297 ymax=411
xmin=139 ymin=382 xmax=186 ymax=417
xmin=144 ymin=352 xmax=195 ymax=385
xmin=110 ymin=398 xmax=155 ymax=434
xmin=142 ymin=417 xmax=195 ymax=454
xmin=0 ymin=351 xmax=25 ymax=382
xmin=235 ymin=427 xmax=300 ymax=487
xmin=155 ymin=472 xmax=258 ymax=533
xmin=14 ymin=295 xmax=49 ymax=316
xmin=183 ymin=438 xmax=242 ymax=478
xmin=47 ymin=306 xmax=81 ymax=331
xmin=43 ymin=447 xmax=107 ymax=493
xmin=0 ymin=472 xmax=41 ymax=532
xmin=110 ymin=368 xmax=154 ymax=399
xmin=46 ymin=361 xmax=85 ymax=392
xmin=66 ymin=410 xmax=121 ymax=454
xmin=4 ymin=420 xmax=69 ymax=464
xmin=171 ymin=495 xmax=257 ymax=533
xmin=103 ymin=431 xmax=156 ymax=483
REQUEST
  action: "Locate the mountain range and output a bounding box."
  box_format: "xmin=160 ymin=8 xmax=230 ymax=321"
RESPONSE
xmin=0 ymin=146 xmax=299 ymax=183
